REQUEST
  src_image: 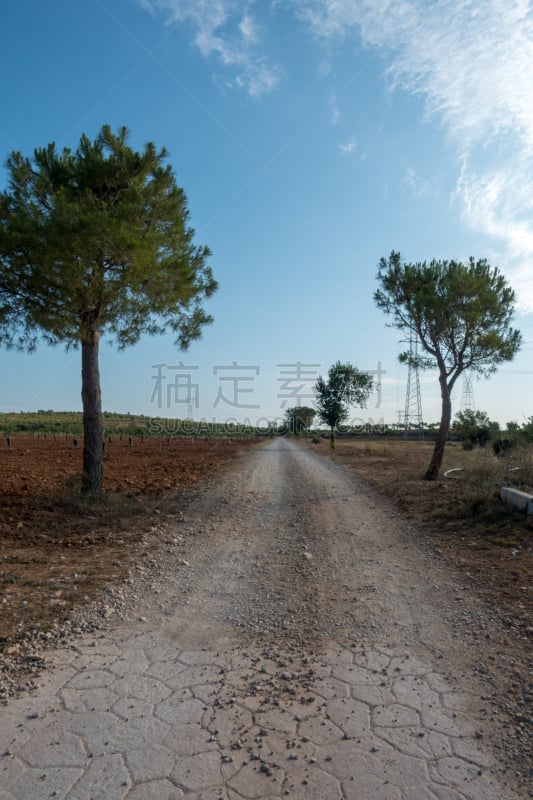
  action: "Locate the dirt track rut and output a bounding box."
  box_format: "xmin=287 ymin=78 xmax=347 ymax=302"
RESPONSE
xmin=0 ymin=438 xmax=527 ymax=799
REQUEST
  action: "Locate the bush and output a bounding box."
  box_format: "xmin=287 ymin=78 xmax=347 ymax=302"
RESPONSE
xmin=473 ymin=426 xmax=491 ymax=448
xmin=493 ymin=438 xmax=514 ymax=456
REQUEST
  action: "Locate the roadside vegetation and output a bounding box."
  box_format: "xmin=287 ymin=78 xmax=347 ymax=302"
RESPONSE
xmin=304 ymin=434 xmax=532 ymax=635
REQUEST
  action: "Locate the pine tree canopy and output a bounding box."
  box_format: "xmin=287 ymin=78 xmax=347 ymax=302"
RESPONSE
xmin=0 ymin=124 xmax=217 ymax=352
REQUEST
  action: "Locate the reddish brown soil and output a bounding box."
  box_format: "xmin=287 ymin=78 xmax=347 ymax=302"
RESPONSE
xmin=1 ymin=434 xmax=531 ymax=653
xmin=0 ymin=435 xmax=260 ymax=644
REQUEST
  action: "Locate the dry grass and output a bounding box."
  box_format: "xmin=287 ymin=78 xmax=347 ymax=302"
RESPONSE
xmin=308 ymin=436 xmax=532 ymax=627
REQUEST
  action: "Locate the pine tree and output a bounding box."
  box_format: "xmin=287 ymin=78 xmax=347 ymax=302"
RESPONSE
xmin=375 ymin=252 xmax=520 ymax=479
xmin=0 ymin=125 xmax=217 ymax=494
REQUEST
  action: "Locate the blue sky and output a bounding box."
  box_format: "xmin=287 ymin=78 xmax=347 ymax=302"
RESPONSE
xmin=1 ymin=0 xmax=533 ymax=427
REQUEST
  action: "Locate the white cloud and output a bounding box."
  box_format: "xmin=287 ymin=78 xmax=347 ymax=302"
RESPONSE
xmin=338 ymin=137 xmax=356 ymax=154
xmin=292 ymin=0 xmax=533 ymax=309
xmin=239 ymin=13 xmax=256 ymax=42
xmin=403 ymin=166 xmax=438 ymax=200
xmin=140 ymin=0 xmax=533 ymax=308
xmin=456 ymin=159 xmax=533 ymax=259
xmin=292 ymin=0 xmax=533 ymax=151
xmin=329 ymin=93 xmax=341 ymax=125
xmin=139 ymin=0 xmax=281 ymax=97
xmin=455 ymin=157 xmax=533 ymax=311
xmin=317 ymin=58 xmax=332 ymax=77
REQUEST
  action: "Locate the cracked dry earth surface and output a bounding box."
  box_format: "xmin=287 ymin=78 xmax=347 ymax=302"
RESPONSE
xmin=0 ymin=438 xmax=529 ymax=800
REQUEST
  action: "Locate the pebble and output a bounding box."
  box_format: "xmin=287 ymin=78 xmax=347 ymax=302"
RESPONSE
xmin=0 ymin=450 xmax=530 ymax=793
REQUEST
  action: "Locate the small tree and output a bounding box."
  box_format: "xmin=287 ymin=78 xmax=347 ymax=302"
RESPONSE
xmin=375 ymin=252 xmax=521 ymax=480
xmin=453 ymin=409 xmax=499 ymax=447
xmin=284 ymin=406 xmax=316 ymax=436
xmin=505 ymin=421 xmax=520 ymax=435
xmin=315 ymin=361 xmax=373 ymax=449
xmin=0 ymin=125 xmax=217 ymax=494
xmin=520 ymin=417 xmax=533 ymax=442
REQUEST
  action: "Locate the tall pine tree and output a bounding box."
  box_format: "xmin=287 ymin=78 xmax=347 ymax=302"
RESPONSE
xmin=0 ymin=125 xmax=217 ymax=494
xmin=375 ymin=252 xmax=520 ymax=479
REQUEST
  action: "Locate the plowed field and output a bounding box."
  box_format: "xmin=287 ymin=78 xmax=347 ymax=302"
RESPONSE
xmin=0 ymin=435 xmax=260 ymax=642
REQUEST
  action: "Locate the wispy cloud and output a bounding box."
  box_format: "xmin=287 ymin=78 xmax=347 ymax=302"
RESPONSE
xmin=292 ymin=0 xmax=533 ymax=309
xmin=329 ymin=93 xmax=341 ymax=125
xmin=139 ymin=0 xmax=282 ymax=97
xmin=403 ymin=166 xmax=439 ymax=200
xmin=338 ymin=137 xmax=357 ymax=154
xmin=455 ymin=156 xmax=533 ymax=310
xmin=140 ymin=0 xmax=533 ymax=308
xmin=239 ymin=12 xmax=256 ymax=42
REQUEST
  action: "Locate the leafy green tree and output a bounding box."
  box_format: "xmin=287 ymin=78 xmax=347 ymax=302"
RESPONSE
xmin=520 ymin=416 xmax=533 ymax=442
xmin=284 ymin=406 xmax=316 ymax=436
xmin=314 ymin=362 xmax=373 ymax=449
xmin=375 ymin=252 xmax=521 ymax=480
xmin=505 ymin=421 xmax=520 ymax=435
xmin=0 ymin=125 xmax=217 ymax=494
xmin=453 ymin=409 xmax=499 ymax=447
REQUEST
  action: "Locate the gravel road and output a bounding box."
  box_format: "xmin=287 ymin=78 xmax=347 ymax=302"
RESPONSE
xmin=0 ymin=438 xmax=530 ymax=799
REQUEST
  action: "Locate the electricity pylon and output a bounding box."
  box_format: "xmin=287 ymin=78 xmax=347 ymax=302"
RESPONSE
xmin=460 ymin=373 xmax=475 ymax=412
xmin=402 ymin=331 xmax=424 ymax=439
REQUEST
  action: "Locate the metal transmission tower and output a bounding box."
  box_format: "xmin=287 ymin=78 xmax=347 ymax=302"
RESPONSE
xmin=402 ymin=331 xmax=424 ymax=439
xmin=460 ymin=373 xmax=475 ymax=412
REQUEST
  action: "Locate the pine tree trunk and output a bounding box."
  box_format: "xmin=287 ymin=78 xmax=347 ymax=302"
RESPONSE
xmin=330 ymin=426 xmax=335 ymax=449
xmin=424 ymin=376 xmax=452 ymax=481
xmin=81 ymin=329 xmax=103 ymax=495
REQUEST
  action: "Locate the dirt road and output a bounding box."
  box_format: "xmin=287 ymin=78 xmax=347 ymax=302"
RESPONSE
xmin=0 ymin=439 xmax=528 ymax=799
